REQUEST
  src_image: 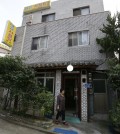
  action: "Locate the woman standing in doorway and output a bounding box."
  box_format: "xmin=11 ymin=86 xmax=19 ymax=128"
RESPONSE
xmin=55 ymin=89 xmax=68 ymax=125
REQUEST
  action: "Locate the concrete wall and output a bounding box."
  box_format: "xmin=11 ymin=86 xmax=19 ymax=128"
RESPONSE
xmin=22 ymin=0 xmax=104 ymax=26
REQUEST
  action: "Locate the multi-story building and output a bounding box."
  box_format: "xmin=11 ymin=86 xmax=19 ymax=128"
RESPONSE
xmin=11 ymin=0 xmax=109 ymax=121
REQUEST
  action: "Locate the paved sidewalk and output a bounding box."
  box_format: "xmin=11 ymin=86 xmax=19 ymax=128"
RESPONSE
xmin=0 ymin=112 xmax=112 ymax=134
xmin=51 ymin=114 xmax=112 ymax=134
xmin=70 ymin=120 xmax=112 ymax=134
xmin=0 ymin=118 xmax=46 ymax=134
xmin=50 ymin=120 xmax=112 ymax=134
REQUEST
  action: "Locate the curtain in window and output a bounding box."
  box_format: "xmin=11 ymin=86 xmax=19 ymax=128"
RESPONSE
xmin=72 ymin=33 xmax=77 ymax=46
xmin=40 ymin=36 xmax=48 ymax=48
xmin=42 ymin=14 xmax=55 ymax=22
xmin=32 ymin=38 xmax=39 ymax=50
xmin=42 ymin=16 xmax=47 ymax=22
xmin=78 ymin=32 xmax=82 ymax=45
xmin=69 ymin=31 xmax=89 ymax=46
xmin=68 ymin=33 xmax=72 ymax=46
xmin=81 ymin=7 xmax=89 ymax=15
xmin=69 ymin=33 xmax=77 ymax=46
xmin=48 ymin=14 xmax=55 ymax=21
xmin=73 ymin=9 xmax=80 ymax=16
xmin=82 ymin=31 xmax=89 ymax=45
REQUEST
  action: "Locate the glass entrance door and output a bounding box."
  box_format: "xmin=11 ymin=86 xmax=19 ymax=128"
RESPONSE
xmin=63 ymin=74 xmax=80 ymax=117
xmin=65 ymin=78 xmax=76 ymax=111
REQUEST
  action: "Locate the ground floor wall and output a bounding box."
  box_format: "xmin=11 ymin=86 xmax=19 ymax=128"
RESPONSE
xmin=0 ymin=67 xmax=108 ymax=122
xmin=36 ymin=68 xmax=108 ymax=122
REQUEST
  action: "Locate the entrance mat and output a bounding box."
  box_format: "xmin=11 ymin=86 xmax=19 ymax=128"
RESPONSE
xmin=66 ymin=116 xmax=80 ymax=124
xmin=53 ymin=128 xmax=78 ymax=134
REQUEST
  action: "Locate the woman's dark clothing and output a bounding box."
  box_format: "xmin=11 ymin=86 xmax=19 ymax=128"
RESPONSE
xmin=57 ymin=94 xmax=65 ymax=111
xmin=56 ymin=94 xmax=65 ymax=121
xmin=56 ymin=110 xmax=65 ymax=121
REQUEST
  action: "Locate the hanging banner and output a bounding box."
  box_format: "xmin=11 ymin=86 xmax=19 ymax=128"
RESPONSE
xmin=2 ymin=20 xmax=16 ymax=47
xmin=0 ymin=43 xmax=11 ymax=51
xmin=24 ymin=0 xmax=51 ymax=15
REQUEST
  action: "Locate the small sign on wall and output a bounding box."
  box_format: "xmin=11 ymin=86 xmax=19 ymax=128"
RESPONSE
xmin=83 ymin=83 xmax=92 ymax=89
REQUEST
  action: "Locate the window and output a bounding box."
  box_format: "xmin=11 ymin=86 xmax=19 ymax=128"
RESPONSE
xmin=42 ymin=13 xmax=55 ymax=22
xmin=68 ymin=31 xmax=89 ymax=47
xmin=36 ymin=72 xmax=55 ymax=93
xmin=31 ymin=36 xmax=48 ymax=50
xmin=31 ymin=38 xmax=39 ymax=50
xmin=93 ymin=80 xmax=106 ymax=93
xmin=73 ymin=7 xmax=90 ymax=16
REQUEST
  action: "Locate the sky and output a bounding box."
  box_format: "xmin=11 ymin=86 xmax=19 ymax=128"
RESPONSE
xmin=0 ymin=0 xmax=120 ymax=43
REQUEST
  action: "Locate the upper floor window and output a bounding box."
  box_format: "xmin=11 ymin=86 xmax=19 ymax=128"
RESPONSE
xmin=73 ymin=7 xmax=90 ymax=16
xmin=42 ymin=13 xmax=55 ymax=22
xmin=31 ymin=36 xmax=48 ymax=50
xmin=68 ymin=30 xmax=89 ymax=47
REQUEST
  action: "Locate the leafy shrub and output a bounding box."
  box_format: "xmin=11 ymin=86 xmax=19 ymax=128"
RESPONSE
xmin=109 ymin=99 xmax=120 ymax=128
xmin=35 ymin=90 xmax=54 ymax=116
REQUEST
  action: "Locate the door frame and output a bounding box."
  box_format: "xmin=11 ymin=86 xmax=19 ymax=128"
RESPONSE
xmin=93 ymin=79 xmax=108 ymax=113
xmin=61 ymin=72 xmax=81 ymax=118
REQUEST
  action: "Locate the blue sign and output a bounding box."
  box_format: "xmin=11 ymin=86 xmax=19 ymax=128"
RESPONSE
xmin=84 ymin=83 xmax=92 ymax=89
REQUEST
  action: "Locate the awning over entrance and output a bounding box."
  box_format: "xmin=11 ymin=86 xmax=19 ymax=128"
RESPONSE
xmin=27 ymin=59 xmax=104 ymax=69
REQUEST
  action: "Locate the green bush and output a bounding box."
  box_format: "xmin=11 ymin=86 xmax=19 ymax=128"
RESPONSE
xmin=34 ymin=90 xmax=54 ymax=116
xmin=109 ymin=99 xmax=120 ymax=128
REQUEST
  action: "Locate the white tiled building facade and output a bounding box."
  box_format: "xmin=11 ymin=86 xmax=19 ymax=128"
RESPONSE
xmin=22 ymin=0 xmax=104 ymax=26
xmin=12 ymin=0 xmax=109 ymax=121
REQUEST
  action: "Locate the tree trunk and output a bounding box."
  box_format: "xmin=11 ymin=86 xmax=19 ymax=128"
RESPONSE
xmin=118 ymin=50 xmax=120 ymax=64
xmin=8 ymin=99 xmax=12 ymax=111
xmin=3 ymin=89 xmax=9 ymax=110
xmin=14 ymin=95 xmax=18 ymax=110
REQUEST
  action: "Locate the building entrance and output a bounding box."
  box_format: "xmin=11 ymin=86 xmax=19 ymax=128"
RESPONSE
xmin=62 ymin=73 xmax=80 ymax=117
xmin=65 ymin=79 xmax=76 ymax=111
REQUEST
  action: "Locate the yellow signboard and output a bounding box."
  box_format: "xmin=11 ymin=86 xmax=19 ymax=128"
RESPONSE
xmin=2 ymin=20 xmax=16 ymax=47
xmin=0 ymin=43 xmax=11 ymax=51
xmin=24 ymin=0 xmax=51 ymax=15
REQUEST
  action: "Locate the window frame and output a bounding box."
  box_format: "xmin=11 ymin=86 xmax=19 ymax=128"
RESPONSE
xmin=36 ymin=72 xmax=55 ymax=94
xmin=31 ymin=35 xmax=48 ymax=51
xmin=31 ymin=37 xmax=39 ymax=50
xmin=73 ymin=6 xmax=90 ymax=16
xmin=42 ymin=13 xmax=55 ymax=22
xmin=68 ymin=30 xmax=89 ymax=47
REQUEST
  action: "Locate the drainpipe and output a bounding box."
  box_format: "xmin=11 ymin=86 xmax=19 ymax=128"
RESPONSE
xmin=20 ymin=25 xmax=27 ymax=56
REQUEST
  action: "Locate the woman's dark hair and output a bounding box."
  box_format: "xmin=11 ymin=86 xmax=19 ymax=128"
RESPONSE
xmin=60 ymin=89 xmax=64 ymax=93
